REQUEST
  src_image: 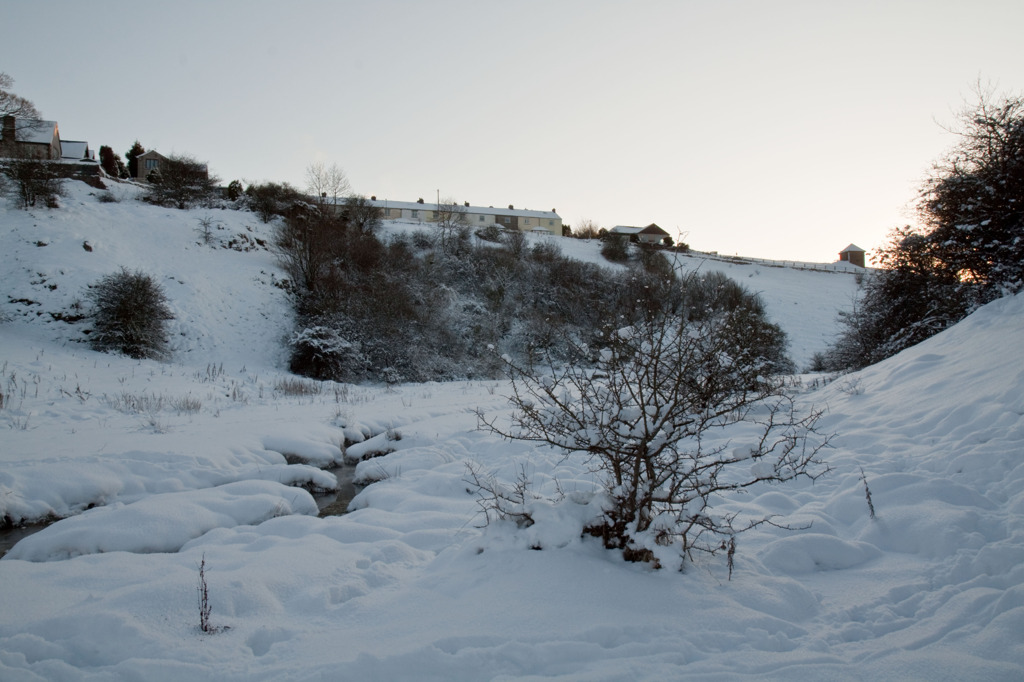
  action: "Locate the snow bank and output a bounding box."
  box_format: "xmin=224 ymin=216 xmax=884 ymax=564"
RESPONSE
xmin=5 ymin=481 xmax=319 ymax=562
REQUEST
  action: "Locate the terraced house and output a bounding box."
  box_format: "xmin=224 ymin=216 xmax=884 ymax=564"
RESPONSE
xmin=365 ymin=197 xmax=562 ymax=235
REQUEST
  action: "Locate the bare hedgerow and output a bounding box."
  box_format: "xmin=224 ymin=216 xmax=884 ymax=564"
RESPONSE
xmin=477 ymin=308 xmax=831 ymax=570
xmin=2 ymin=154 xmax=64 ymax=209
xmin=88 ymin=268 xmax=174 ymax=359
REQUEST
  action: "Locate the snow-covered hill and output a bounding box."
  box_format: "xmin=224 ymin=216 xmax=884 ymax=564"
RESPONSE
xmin=1 ymin=182 xmax=1021 ymax=680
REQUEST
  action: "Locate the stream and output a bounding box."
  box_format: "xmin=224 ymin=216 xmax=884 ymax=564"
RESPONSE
xmin=0 ymin=465 xmax=360 ymax=559
xmin=315 ymin=465 xmax=362 ymax=517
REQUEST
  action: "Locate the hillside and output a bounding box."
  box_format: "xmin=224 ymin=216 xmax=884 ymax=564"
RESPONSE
xmin=2 ymin=181 xmax=859 ymax=371
xmin=2 ymin=182 xmax=1021 ymax=680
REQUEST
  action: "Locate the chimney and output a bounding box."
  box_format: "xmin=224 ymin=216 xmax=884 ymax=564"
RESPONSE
xmin=508 ymin=204 xmax=514 ymax=209
xmin=1 ymin=115 xmax=15 ymax=145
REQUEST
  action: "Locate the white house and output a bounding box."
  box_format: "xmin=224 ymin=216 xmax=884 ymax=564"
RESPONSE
xmin=366 ymin=197 xmax=562 ymax=235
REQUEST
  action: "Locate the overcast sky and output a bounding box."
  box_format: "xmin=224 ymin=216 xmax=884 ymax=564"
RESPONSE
xmin=4 ymin=0 xmax=1023 ymax=262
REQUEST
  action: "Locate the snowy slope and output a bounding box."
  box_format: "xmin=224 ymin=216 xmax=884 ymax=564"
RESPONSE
xmin=1 ymin=183 xmax=1020 ymax=680
xmin=2 ymin=181 xmax=292 ymax=368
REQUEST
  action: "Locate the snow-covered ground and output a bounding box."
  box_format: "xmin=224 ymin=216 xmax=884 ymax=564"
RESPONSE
xmin=1 ymin=182 xmax=1020 ymax=680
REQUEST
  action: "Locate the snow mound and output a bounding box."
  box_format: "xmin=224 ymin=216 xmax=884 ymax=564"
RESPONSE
xmin=5 ymin=481 xmax=318 ymax=562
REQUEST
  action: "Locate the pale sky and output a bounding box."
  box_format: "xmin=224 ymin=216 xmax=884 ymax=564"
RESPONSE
xmin=3 ymin=0 xmax=1023 ymax=262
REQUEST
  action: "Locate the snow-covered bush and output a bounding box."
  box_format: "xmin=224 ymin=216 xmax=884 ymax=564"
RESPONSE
xmin=87 ymin=268 xmax=174 ymax=359
xmin=288 ymin=325 xmax=365 ymax=381
xmin=479 ymin=308 xmax=830 ymax=569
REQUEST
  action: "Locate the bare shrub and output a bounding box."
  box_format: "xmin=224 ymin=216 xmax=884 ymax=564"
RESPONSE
xmin=245 ymin=181 xmax=304 ymax=223
xmin=145 ymin=154 xmax=219 ymax=209
xmin=478 ymin=309 xmax=831 ymax=570
xmin=88 ymin=268 xmax=173 ymax=359
xmin=2 ymin=155 xmax=64 ymax=209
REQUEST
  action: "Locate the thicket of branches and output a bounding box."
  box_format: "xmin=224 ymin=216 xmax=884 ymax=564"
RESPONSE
xmin=822 ymin=88 xmax=1024 ymax=371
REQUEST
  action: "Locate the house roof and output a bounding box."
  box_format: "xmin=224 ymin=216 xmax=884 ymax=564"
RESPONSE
xmin=611 ymin=223 xmax=669 ymax=236
xmin=366 ymin=198 xmax=559 ymax=219
xmin=1 ymin=119 xmax=59 ymax=145
xmin=840 ymin=244 xmax=865 ymax=253
xmin=61 ymin=141 xmax=90 ymax=160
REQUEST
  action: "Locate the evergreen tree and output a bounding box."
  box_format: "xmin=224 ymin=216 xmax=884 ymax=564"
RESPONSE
xmin=98 ymin=145 xmax=119 ymax=177
xmin=919 ymin=90 xmax=1024 ymax=295
xmin=824 ymin=88 xmax=1023 ymax=371
xmin=126 ymin=140 xmax=145 ymax=179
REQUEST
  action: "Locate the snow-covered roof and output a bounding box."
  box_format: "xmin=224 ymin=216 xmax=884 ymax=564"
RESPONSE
xmin=9 ymin=119 xmax=59 ymax=145
xmin=611 ymin=224 xmax=668 ymax=235
xmin=60 ymin=141 xmax=90 ymax=160
xmin=366 ymin=198 xmax=559 ymax=219
xmin=840 ymin=243 xmax=865 ymax=253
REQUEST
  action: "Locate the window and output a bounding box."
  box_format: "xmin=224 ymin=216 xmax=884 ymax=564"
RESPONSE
xmin=524 ymin=219 xmax=531 ymax=226
xmin=478 ymin=215 xmax=484 ymax=222
xmin=411 ymin=210 xmax=419 ymax=219
xmin=503 ymin=217 xmax=511 ymax=224
xmin=548 ymin=220 xmax=554 ymax=226
xmin=145 ymin=159 xmax=159 ymax=170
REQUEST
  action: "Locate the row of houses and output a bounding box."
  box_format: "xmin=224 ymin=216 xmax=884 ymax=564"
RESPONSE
xmin=0 ymin=115 xmax=95 ymax=163
xmin=363 ymin=197 xmax=564 ymax=235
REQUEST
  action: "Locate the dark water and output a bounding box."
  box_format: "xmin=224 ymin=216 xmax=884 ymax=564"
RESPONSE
xmin=0 ymin=522 xmax=53 ymax=559
xmin=0 ymin=466 xmax=360 ymax=558
xmin=316 ymin=465 xmax=361 ymax=517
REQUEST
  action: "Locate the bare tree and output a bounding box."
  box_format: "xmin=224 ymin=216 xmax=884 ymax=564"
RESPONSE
xmin=305 ymin=161 xmax=351 ymax=207
xmin=341 ymin=195 xmax=383 ymax=236
xmin=274 ymin=202 xmax=345 ymax=295
xmin=434 ymin=197 xmax=470 ymax=255
xmin=572 ymin=218 xmax=601 ymax=240
xmin=0 ymin=72 xmax=50 ymax=153
xmin=478 ymin=305 xmax=830 ymax=569
xmin=0 ymin=72 xmax=41 ymax=120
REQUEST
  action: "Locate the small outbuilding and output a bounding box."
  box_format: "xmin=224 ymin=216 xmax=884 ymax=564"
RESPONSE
xmin=838 ymin=244 xmax=866 ymax=267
